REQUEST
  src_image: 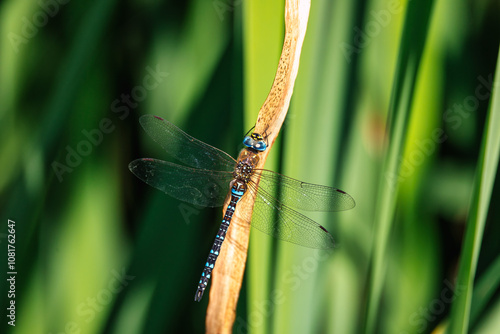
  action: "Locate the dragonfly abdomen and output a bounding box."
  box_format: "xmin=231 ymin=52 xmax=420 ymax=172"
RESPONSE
xmin=194 ymin=180 xmax=248 ymax=302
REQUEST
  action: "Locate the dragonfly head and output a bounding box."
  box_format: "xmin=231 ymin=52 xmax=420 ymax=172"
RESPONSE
xmin=243 ymin=133 xmax=267 ymax=152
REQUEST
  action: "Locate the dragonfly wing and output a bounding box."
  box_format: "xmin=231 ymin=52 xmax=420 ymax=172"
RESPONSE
xmin=256 ymin=170 xmax=355 ymax=212
xmin=139 ymin=115 xmax=236 ymax=171
xmin=129 ymin=158 xmax=233 ymax=207
xmin=248 ymin=184 xmax=335 ymax=249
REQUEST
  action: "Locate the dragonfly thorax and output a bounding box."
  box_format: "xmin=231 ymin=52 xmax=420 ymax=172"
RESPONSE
xmin=233 ymin=150 xmax=259 ymax=183
xmin=233 ymin=161 xmax=254 ymax=183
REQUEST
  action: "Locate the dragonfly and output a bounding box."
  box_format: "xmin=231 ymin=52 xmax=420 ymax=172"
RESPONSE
xmin=129 ymin=115 xmax=355 ymax=302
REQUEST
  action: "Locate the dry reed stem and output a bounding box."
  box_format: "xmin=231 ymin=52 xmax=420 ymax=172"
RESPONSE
xmin=205 ymin=1 xmax=311 ymax=332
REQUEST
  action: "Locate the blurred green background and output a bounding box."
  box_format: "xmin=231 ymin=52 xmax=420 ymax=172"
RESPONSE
xmin=1 ymin=0 xmax=499 ymax=333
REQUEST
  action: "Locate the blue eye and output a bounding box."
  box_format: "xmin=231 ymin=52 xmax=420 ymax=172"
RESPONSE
xmin=243 ymin=137 xmax=252 ymax=146
xmin=243 ymin=135 xmax=267 ymax=151
xmin=253 ymin=141 xmax=267 ymax=152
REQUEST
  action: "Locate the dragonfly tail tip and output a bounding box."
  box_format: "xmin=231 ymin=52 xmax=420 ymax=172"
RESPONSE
xmin=194 ymin=288 xmax=204 ymax=302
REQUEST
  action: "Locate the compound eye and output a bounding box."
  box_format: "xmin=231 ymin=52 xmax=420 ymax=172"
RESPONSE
xmin=243 ymin=136 xmax=253 ymax=147
xmin=256 ymin=140 xmax=267 ymax=151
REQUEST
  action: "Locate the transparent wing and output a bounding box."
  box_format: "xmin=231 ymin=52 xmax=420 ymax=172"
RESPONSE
xmin=255 ymin=169 xmax=355 ymax=212
xmin=129 ymin=158 xmax=233 ymax=207
xmin=247 ymin=184 xmax=335 ymax=249
xmin=139 ymin=115 xmax=236 ymax=171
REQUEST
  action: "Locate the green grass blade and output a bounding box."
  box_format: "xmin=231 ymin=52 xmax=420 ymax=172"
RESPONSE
xmin=364 ymin=1 xmax=435 ymax=333
xmin=243 ymin=1 xmax=284 ymax=334
xmin=447 ymin=46 xmax=500 ymax=334
xmin=470 ymin=254 xmax=500 ymax=326
xmin=38 ymin=0 xmax=117 ymax=152
xmin=273 ymin=0 xmax=363 ymax=332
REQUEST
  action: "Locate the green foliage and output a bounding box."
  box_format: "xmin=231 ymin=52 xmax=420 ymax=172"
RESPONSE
xmin=447 ymin=48 xmax=500 ymax=334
